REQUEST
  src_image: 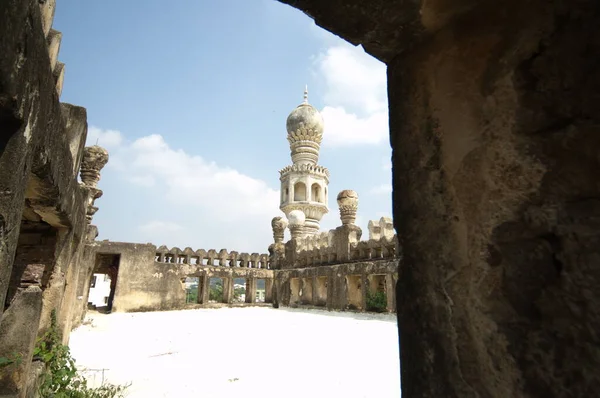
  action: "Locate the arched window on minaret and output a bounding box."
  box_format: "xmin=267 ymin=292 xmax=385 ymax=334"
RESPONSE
xmin=294 ymin=182 xmax=307 ymax=201
xmin=311 ymin=183 xmax=322 ymax=203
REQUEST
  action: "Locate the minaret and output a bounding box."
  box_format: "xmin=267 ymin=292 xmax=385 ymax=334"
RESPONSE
xmin=279 ymin=87 xmax=329 ymax=235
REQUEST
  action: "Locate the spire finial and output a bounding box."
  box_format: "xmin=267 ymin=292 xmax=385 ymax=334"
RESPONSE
xmin=303 ymin=85 xmax=308 ymax=104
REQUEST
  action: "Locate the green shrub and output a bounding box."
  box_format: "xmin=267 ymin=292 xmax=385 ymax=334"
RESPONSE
xmin=366 ymin=290 xmax=387 ymax=313
xmin=34 ymin=310 xmax=129 ymax=398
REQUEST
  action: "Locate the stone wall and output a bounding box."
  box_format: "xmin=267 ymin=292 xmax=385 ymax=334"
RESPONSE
xmin=275 ymin=260 xmax=397 ymax=311
xmin=75 ymin=241 xmax=186 ymax=315
xmin=283 ymin=216 xmax=398 ymax=268
xmin=71 ymin=241 xmax=274 ymax=320
xmin=0 ymin=0 xmax=104 ymax=395
xmin=72 ymin=216 xmax=399 ymax=315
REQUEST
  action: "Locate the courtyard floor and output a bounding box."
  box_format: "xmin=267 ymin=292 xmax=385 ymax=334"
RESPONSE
xmin=69 ymin=307 xmax=401 ymax=398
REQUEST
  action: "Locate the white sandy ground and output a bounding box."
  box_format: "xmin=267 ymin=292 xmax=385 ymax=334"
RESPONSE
xmin=69 ymin=307 xmax=401 ymax=398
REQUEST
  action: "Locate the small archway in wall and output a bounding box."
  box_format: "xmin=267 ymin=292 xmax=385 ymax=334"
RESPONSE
xmin=283 ymin=187 xmax=289 ymax=203
xmin=311 ymin=183 xmax=322 ymax=203
xmin=345 ymin=275 xmax=363 ymax=311
xmin=294 ymin=182 xmax=307 ymax=201
xmin=301 ymin=278 xmax=313 ymax=305
xmin=315 ymin=276 xmax=328 ymax=307
xmin=88 ymin=253 xmax=121 ymax=313
xmin=366 ymin=275 xmax=387 ymax=313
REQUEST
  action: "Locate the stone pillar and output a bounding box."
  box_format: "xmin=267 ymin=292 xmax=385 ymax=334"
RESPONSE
xmin=361 ymin=273 xmax=368 ymax=312
xmin=222 ymin=277 xmax=233 ymax=304
xmin=385 ymin=273 xmax=396 ymax=313
xmin=337 ymin=190 xmax=358 ymax=225
xmin=382 ymin=4 xmax=600 ymax=395
xmin=333 ymin=190 xmax=362 ymax=262
xmin=331 ymin=271 xmax=346 ymax=310
xmin=79 ymin=146 xmax=109 ymax=228
xmin=271 ymin=216 xmax=287 ymax=243
xmin=200 ymin=274 xmax=209 ymax=304
xmin=245 ymin=277 xmax=256 ymax=304
xmin=265 ymin=279 xmax=273 ymax=303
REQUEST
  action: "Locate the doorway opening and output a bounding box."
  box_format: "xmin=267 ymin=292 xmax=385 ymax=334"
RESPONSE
xmin=232 ymin=277 xmax=246 ymax=303
xmin=315 ymin=276 xmax=328 ymax=307
xmin=301 ymin=278 xmax=313 ymax=305
xmin=345 ymin=275 xmax=363 ymax=311
xmin=88 ymin=253 xmax=120 ymax=313
xmin=184 ymin=277 xmax=200 ymax=304
xmin=208 ymin=277 xmax=225 ymax=303
xmin=366 ymin=274 xmax=388 ymax=313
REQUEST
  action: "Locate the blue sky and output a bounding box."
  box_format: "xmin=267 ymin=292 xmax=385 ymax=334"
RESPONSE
xmin=54 ymin=0 xmax=392 ymax=253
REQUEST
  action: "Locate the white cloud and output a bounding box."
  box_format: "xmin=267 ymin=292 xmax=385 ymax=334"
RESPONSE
xmin=128 ymin=175 xmax=155 ymax=187
xmin=139 ymin=221 xmax=184 ymax=234
xmin=314 ymin=43 xmax=389 ymax=147
xmin=92 ymin=127 xmax=281 ymax=252
xmin=321 ymin=106 xmax=388 ymax=146
xmin=86 ymin=126 xmax=123 ymax=148
xmin=318 ymin=45 xmax=387 ymax=114
xmin=121 ymin=134 xmax=280 ymax=222
xmin=369 ymin=184 xmax=392 ymax=195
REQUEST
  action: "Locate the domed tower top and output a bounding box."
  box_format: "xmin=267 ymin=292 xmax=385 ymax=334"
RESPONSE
xmin=286 ymin=86 xmax=324 ymax=165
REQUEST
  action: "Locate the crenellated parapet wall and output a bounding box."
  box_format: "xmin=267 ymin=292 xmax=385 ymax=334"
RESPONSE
xmin=77 ymin=241 xmax=275 ymax=315
xmin=154 ymin=246 xmax=270 ymax=269
xmin=268 ymin=189 xmax=400 ymax=313
xmin=279 ymin=163 xmax=330 ymax=180
xmin=282 ymin=216 xmax=398 ymax=268
xmin=269 ymin=189 xmax=400 ymax=270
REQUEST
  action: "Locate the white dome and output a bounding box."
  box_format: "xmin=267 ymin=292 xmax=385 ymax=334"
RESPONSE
xmin=288 ymin=209 xmax=306 ymax=226
xmin=286 ymin=87 xmax=324 ymax=145
xmin=286 ymin=103 xmax=324 ymax=139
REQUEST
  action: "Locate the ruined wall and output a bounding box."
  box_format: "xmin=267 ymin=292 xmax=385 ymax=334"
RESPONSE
xmin=280 ymin=0 xmax=600 ymax=396
xmin=0 ymin=0 xmax=98 ymax=395
xmin=77 ymin=241 xmax=185 ymax=314
xmin=269 ymin=192 xmax=399 ymax=312
xmin=282 ymin=216 xmax=398 ymax=268
xmin=73 ymin=241 xmax=274 ymax=317
xmin=275 ymin=260 xmax=397 ymax=311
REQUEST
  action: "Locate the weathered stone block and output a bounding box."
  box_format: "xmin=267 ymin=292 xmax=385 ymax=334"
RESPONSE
xmin=0 ymin=286 xmax=43 ymax=397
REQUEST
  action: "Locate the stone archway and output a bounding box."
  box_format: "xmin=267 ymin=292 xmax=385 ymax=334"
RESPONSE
xmin=0 ymin=0 xmax=598 ymax=396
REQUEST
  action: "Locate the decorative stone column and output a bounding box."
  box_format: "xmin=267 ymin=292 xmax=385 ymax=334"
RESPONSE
xmin=79 ymin=145 xmax=109 ymax=226
xmin=271 ymin=216 xmax=288 ymax=243
xmin=337 ymin=190 xmax=359 ymax=225
xmin=334 ymin=190 xmax=362 ymax=262
xmin=269 ymin=216 xmax=288 ymax=271
xmin=288 ymin=210 xmax=305 ymax=240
